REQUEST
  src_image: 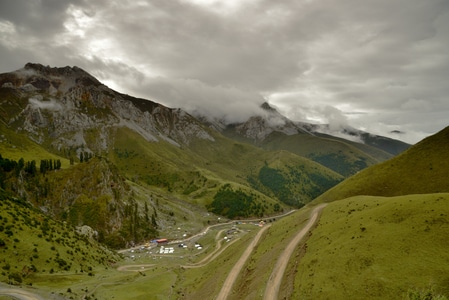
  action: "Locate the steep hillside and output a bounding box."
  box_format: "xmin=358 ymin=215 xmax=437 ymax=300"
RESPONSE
xmin=0 ymin=190 xmax=120 ymax=285
xmin=259 ymin=131 xmax=383 ymax=177
xmin=0 ymin=153 xmax=158 ymax=248
xmin=316 ymin=126 xmax=449 ymax=202
xmin=293 ymin=194 xmax=449 ymax=299
xmin=106 ymin=126 xmax=343 ymax=213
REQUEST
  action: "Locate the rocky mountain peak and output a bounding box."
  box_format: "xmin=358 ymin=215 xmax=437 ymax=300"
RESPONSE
xmin=0 ymin=63 xmax=214 ymax=153
xmin=260 ymin=101 xmax=277 ymax=112
xmin=23 ymin=63 xmax=98 ymax=81
xmin=21 ymin=62 xmax=102 ymax=88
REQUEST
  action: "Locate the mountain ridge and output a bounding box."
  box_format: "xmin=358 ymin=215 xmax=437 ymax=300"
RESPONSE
xmin=0 ymin=63 xmax=410 ymax=246
xmin=202 ymin=102 xmax=410 ymax=176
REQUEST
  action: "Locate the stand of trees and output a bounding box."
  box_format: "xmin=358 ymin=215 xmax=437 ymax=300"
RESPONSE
xmin=208 ymin=184 xmax=265 ymax=218
xmin=0 ymin=154 xmax=62 ymax=188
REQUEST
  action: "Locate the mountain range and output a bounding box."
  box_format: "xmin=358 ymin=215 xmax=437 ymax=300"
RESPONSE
xmin=0 ymin=63 xmax=410 ymax=246
xmin=3 ymin=63 xmax=447 ymax=299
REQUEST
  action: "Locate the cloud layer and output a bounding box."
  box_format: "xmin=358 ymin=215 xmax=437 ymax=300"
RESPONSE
xmin=1 ymin=0 xmax=449 ymax=143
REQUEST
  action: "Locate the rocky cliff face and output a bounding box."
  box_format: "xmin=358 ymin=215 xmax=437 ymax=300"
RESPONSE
xmin=0 ymin=63 xmax=214 ymax=155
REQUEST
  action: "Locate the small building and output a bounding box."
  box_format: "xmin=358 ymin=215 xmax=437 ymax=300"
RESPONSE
xmin=156 ymin=238 xmax=168 ymax=244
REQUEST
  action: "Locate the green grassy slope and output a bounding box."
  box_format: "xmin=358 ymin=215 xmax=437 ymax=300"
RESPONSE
xmin=0 ymin=123 xmax=70 ymax=168
xmin=0 ymin=191 xmax=120 ymax=286
xmin=258 ymin=131 xmax=387 ymax=177
xmin=108 ymin=127 xmax=343 ymax=215
xmin=292 ymin=194 xmax=449 ymax=299
xmin=226 ymin=126 xmax=449 ymax=299
xmin=224 ymin=127 xmax=395 ymax=177
xmin=316 ymin=126 xmax=449 ymax=202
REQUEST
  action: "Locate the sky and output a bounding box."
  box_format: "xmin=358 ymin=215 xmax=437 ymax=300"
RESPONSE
xmin=1 ymin=0 xmax=449 ymax=144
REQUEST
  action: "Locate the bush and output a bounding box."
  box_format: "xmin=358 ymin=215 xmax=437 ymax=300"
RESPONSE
xmin=8 ymin=272 xmax=22 ymax=284
xmin=407 ymin=286 xmax=448 ymax=300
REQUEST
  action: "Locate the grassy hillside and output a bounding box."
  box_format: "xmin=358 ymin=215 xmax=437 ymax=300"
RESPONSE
xmin=223 ymin=127 xmax=395 ymax=177
xmin=0 ymin=191 xmax=120 ymax=285
xmin=292 ymin=194 xmax=449 ymax=299
xmin=316 ymin=126 xmax=449 ymax=202
xmin=0 ymin=123 xmax=71 ymax=168
xmin=108 ymin=127 xmax=343 ymax=217
xmin=259 ymin=131 xmax=388 ymax=177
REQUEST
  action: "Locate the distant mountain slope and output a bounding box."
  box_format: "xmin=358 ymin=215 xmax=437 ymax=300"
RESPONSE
xmin=258 ymin=131 xmax=383 ymax=177
xmin=316 ymin=126 xmax=449 ymax=202
xmin=203 ymin=102 xmax=410 ymax=177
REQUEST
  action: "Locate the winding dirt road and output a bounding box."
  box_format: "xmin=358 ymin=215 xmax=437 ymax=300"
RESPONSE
xmin=0 ymin=286 xmax=44 ymax=300
xmin=263 ymin=203 xmax=327 ymax=300
xmin=215 ymin=224 xmax=272 ymax=300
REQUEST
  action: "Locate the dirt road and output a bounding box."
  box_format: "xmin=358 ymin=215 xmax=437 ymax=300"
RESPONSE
xmin=116 ymin=264 xmax=155 ymax=272
xmin=215 ymin=224 xmax=271 ymax=300
xmin=263 ymin=203 xmax=327 ymax=300
xmin=0 ymin=286 xmax=44 ymax=300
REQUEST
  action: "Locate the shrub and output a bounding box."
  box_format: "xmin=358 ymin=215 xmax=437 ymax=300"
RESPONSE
xmin=8 ymin=272 xmax=22 ymax=284
xmin=407 ymin=286 xmax=447 ymax=300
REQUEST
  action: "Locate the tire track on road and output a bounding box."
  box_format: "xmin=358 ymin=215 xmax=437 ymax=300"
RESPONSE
xmin=264 ymin=204 xmax=327 ymax=300
xmin=215 ymin=224 xmax=271 ymax=300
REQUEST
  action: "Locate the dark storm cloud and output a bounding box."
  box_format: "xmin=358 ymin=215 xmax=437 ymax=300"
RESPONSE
xmin=1 ymin=0 xmax=449 ymax=143
xmin=0 ymin=0 xmax=83 ymax=35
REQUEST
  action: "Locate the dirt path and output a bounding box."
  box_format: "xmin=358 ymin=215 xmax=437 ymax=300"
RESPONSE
xmin=116 ymin=264 xmax=156 ymax=272
xmin=0 ymin=286 xmax=44 ymax=300
xmin=215 ymin=224 xmax=271 ymax=300
xmin=263 ymin=204 xmax=327 ymax=300
xmin=182 ymin=230 xmax=241 ymax=268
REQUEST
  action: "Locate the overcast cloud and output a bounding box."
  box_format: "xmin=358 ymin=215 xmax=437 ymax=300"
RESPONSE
xmin=1 ymin=0 xmax=449 ymax=143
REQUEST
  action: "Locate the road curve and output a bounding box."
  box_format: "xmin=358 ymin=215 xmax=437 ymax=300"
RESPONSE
xmin=215 ymin=224 xmax=272 ymax=300
xmin=264 ymin=203 xmax=327 ymax=300
xmin=0 ymin=287 xmax=44 ymax=300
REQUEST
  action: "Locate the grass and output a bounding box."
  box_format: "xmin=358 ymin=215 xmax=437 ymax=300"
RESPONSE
xmin=90 ymin=270 xmax=178 ymax=300
xmin=3 ymin=193 xmax=448 ymax=299
xmin=258 ymin=131 xmax=387 ymax=176
xmin=178 ymin=224 xmax=261 ymax=299
xmin=107 ymin=126 xmax=340 ymax=216
xmin=317 ymin=126 xmax=449 ymax=202
xmin=292 ymin=194 xmax=449 ymax=299
xmin=0 ymin=193 xmax=120 ymax=288
xmin=0 ymin=123 xmax=70 ymax=168
xmin=229 ymin=207 xmax=314 ymax=299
